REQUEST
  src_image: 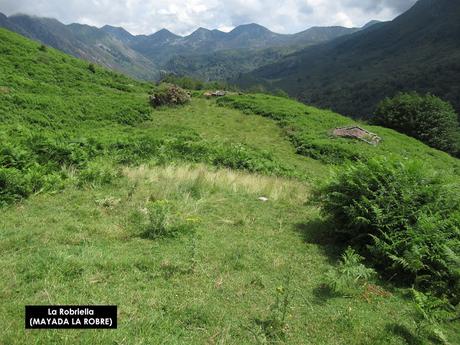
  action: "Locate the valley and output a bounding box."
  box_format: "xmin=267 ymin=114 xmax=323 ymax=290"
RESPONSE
xmin=1 ymin=0 xmax=460 ymax=343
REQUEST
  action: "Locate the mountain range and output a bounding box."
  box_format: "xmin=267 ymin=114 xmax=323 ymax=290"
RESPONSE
xmin=0 ymin=12 xmax=159 ymax=80
xmin=1 ymin=0 xmax=458 ymax=120
xmin=238 ymin=0 xmax=460 ymax=118
xmin=0 ymin=12 xmax=368 ymax=81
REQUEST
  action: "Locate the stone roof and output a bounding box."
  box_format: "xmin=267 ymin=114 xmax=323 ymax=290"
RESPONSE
xmin=333 ymin=126 xmax=381 ymax=145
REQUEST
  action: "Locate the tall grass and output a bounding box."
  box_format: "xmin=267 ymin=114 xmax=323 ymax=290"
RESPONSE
xmin=123 ymin=164 xmax=308 ymax=203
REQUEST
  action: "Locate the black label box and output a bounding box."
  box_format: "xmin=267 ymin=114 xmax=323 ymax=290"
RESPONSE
xmin=25 ymin=305 xmax=117 ymax=329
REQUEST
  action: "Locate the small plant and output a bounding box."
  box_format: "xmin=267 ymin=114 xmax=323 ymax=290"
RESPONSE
xmin=140 ymin=200 xmax=197 ymax=240
xmin=77 ymin=161 xmax=119 ymax=187
xmin=88 ymin=63 xmax=96 ymax=73
xmin=411 ymin=289 xmax=452 ymax=344
xmin=0 ymin=167 xmax=30 ymax=206
xmin=326 ymin=247 xmax=376 ymax=296
xmin=252 ymin=271 xmax=293 ymax=343
xmin=150 ymin=83 xmax=191 ymax=107
xmin=38 ymin=44 xmax=47 ymax=52
xmin=95 ymin=196 xmax=121 ymax=209
xmin=143 ymin=200 xmax=172 ymax=239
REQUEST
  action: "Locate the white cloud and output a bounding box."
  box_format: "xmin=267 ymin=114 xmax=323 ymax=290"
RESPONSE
xmin=0 ymin=0 xmax=418 ymax=35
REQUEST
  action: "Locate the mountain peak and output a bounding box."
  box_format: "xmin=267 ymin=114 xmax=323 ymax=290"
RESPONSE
xmin=187 ymin=27 xmax=217 ymax=41
xmin=362 ymin=20 xmax=381 ymax=29
xmin=138 ymin=28 xmax=181 ymax=47
xmin=101 ymin=25 xmax=134 ymax=42
xmin=230 ymin=23 xmax=271 ymax=34
xmin=156 ymin=28 xmax=178 ymax=35
xmin=190 ymin=27 xmax=211 ymax=35
xmin=102 ymin=24 xmax=130 ymax=33
xmin=149 ymin=28 xmax=180 ymax=40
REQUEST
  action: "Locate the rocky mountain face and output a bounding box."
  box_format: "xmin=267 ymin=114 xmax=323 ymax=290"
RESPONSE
xmin=0 ymin=14 xmax=159 ymax=80
xmin=238 ymin=0 xmax=460 ymax=118
xmin=0 ymin=13 xmax=364 ymax=80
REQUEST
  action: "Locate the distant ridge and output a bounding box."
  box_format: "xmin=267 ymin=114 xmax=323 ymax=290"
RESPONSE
xmin=0 ymin=12 xmax=364 ymax=80
xmin=237 ymin=0 xmax=460 ymax=118
xmin=0 ymin=13 xmax=159 ymax=80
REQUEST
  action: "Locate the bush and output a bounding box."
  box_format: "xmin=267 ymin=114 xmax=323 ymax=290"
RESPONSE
xmin=23 ymin=164 xmax=64 ymax=193
xmin=111 ymin=134 xmax=294 ymax=177
xmin=77 ymin=161 xmax=120 ymax=187
xmin=316 ymin=157 xmax=460 ymax=303
xmin=0 ymin=167 xmax=30 ymax=206
xmin=326 ymin=247 xmax=375 ymax=296
xmin=0 ymin=142 xmax=34 ymax=170
xmin=374 ymin=92 xmax=460 ymax=156
xmin=0 ymin=164 xmax=64 ymax=206
xmin=150 ymin=84 xmax=191 ymax=107
xmin=211 ymin=143 xmax=293 ymax=176
xmin=27 ymin=136 xmax=91 ymax=169
xmin=140 ymin=200 xmax=196 ymax=239
xmin=88 ymin=63 xmax=96 ymax=74
xmin=411 ymin=289 xmax=452 ymax=342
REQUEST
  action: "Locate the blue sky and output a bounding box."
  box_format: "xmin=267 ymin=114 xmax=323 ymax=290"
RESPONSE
xmin=0 ymin=0 xmax=418 ymax=35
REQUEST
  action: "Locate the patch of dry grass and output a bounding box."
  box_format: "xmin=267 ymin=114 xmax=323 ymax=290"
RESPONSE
xmin=123 ymin=163 xmax=309 ymax=203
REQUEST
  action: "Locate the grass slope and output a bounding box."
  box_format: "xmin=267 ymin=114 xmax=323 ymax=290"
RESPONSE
xmin=2 ymin=164 xmax=458 ymax=344
xmin=1 ymin=28 xmax=459 ymax=344
xmin=217 ymin=94 xmax=460 ymax=173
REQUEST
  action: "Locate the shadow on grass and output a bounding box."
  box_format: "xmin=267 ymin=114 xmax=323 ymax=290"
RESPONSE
xmin=294 ymin=218 xmax=345 ymax=264
xmin=295 ymin=218 xmax=348 ymax=304
xmin=386 ymin=324 xmax=422 ymax=345
xmin=311 ymin=284 xmax=338 ymax=305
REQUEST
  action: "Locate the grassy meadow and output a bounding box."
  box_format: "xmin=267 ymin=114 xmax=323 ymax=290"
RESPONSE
xmin=1 ymin=28 xmax=460 ymax=344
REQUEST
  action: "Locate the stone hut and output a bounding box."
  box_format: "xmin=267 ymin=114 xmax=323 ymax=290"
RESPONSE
xmin=333 ymin=126 xmax=381 ymax=145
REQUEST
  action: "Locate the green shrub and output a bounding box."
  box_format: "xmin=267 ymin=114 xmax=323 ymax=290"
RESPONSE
xmin=150 ymin=83 xmax=191 ymax=107
xmin=272 ymin=88 xmax=289 ymax=99
xmin=253 ymin=273 xmax=293 ymax=342
xmin=142 ymin=200 xmax=174 ymax=239
xmin=326 ymin=247 xmax=376 ymax=296
xmin=374 ymin=92 xmax=460 ymax=156
xmin=295 ymin=140 xmax=363 ymax=164
xmin=112 ymin=106 xmax=151 ymax=125
xmin=88 ymin=63 xmax=96 ymax=74
xmin=411 ymin=289 xmax=452 ymax=342
xmin=26 ymin=136 xmax=93 ymax=169
xmin=211 ymin=143 xmax=292 ymax=176
xmin=0 ymin=167 xmax=30 ymax=206
xmin=111 ymin=134 xmax=294 ymax=177
xmin=316 ymin=157 xmax=460 ymax=303
xmin=0 ymin=164 xmax=63 ymax=206
xmin=0 ymin=142 xmax=33 ymax=170
xmin=23 ymin=164 xmax=64 ymax=193
xmin=77 ymin=161 xmax=119 ymax=187
xmin=140 ymin=200 xmax=196 ymax=240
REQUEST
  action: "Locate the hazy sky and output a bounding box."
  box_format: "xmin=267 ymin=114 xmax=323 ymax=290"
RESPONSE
xmin=0 ymin=0 xmax=418 ymax=35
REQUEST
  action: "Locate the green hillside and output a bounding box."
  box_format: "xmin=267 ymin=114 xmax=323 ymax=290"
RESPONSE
xmin=238 ymin=0 xmax=460 ymax=119
xmin=217 ymin=94 xmax=460 ymax=171
xmin=164 ymin=47 xmax=295 ymax=82
xmin=0 ymin=13 xmax=159 ymax=80
xmin=1 ymin=28 xmax=459 ymax=344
